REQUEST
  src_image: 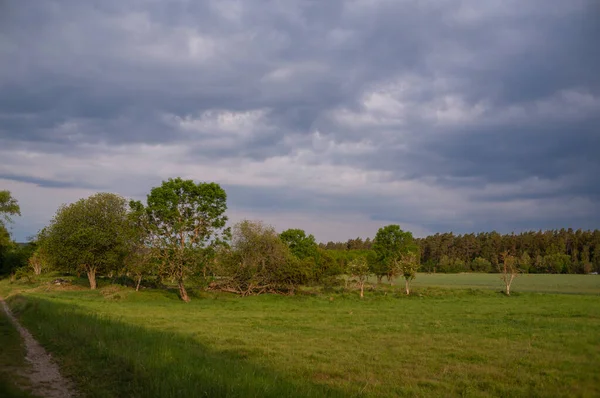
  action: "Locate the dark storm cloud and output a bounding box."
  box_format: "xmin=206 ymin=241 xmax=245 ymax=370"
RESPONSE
xmin=1 ymin=0 xmax=599 ymax=239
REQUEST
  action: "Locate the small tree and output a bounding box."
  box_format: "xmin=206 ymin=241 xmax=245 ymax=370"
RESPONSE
xmin=28 ymin=248 xmax=47 ymax=275
xmin=42 ymin=193 xmax=131 ymax=289
xmin=348 ymin=256 xmax=370 ymax=298
xmin=518 ymin=252 xmax=531 ymax=273
xmin=124 ymin=202 xmax=155 ymax=291
xmin=213 ymin=220 xmax=302 ymax=295
xmin=399 ymin=252 xmax=419 ymax=295
xmin=499 ymin=251 xmax=519 ymax=296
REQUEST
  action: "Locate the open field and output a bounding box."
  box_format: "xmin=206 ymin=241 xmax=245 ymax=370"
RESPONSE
xmin=1 ymin=274 xmax=599 ymax=397
xmin=410 ymin=273 xmax=600 ymax=295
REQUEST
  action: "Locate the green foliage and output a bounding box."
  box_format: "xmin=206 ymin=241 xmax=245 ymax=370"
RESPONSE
xmin=518 ymin=251 xmax=531 ymax=273
xmin=214 ymin=220 xmax=302 ymax=295
xmin=0 ymin=190 xmax=21 ymax=228
xmin=371 ymin=225 xmax=418 ymax=281
xmin=543 ymin=253 xmax=572 ymax=274
xmin=0 ymin=243 xmax=37 ymax=277
xmin=312 ymin=248 xmax=344 ymax=282
xmin=123 ymin=204 xmax=158 ymax=291
xmin=347 ymin=255 xmax=370 ymax=298
xmin=133 ymin=177 xmax=229 ymax=301
xmin=399 ymin=252 xmax=419 ymax=294
xmin=41 ymin=193 xmax=131 ymax=289
xmin=470 ymin=257 xmax=492 ymax=272
xmin=279 ymin=229 xmax=318 ymax=260
xmin=417 ymin=229 xmax=600 ymax=274
xmin=0 ymin=191 xmax=22 ymax=277
xmin=348 ymin=256 xmax=370 ymax=279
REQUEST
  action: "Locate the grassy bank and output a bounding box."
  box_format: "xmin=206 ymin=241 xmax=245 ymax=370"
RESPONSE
xmin=1 ymin=275 xmax=599 ymax=397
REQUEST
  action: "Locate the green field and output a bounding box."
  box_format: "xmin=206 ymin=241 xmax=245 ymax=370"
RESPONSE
xmin=410 ymin=273 xmax=600 ymax=294
xmin=1 ymin=274 xmax=599 ymax=397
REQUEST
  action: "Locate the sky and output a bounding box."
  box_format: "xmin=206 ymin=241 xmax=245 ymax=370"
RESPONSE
xmin=1 ymin=0 xmax=599 ymax=243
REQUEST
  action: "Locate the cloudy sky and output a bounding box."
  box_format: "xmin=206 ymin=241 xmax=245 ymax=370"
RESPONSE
xmin=1 ymin=0 xmax=599 ymax=242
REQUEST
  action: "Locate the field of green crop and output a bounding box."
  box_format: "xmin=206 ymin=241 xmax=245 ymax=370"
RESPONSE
xmin=1 ymin=274 xmax=599 ymax=397
xmin=410 ymin=273 xmax=600 ymax=294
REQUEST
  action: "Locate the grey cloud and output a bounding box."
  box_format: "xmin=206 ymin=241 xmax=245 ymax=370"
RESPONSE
xmin=1 ymin=0 xmax=599 ymax=239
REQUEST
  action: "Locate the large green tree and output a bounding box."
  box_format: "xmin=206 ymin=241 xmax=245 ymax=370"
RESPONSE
xmin=132 ymin=178 xmax=228 ymax=302
xmin=42 ymin=192 xmax=131 ymax=289
xmin=348 ymin=256 xmax=370 ymax=298
xmin=371 ymin=225 xmax=418 ymax=283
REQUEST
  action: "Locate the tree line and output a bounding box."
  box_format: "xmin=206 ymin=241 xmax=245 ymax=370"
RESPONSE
xmin=320 ymin=229 xmax=600 ymax=274
xmin=0 ymin=180 xmax=420 ymax=301
xmin=1 ymin=180 xmax=597 ymax=302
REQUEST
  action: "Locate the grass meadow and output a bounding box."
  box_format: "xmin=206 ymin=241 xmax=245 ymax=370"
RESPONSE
xmin=0 ymin=274 xmax=599 ymax=397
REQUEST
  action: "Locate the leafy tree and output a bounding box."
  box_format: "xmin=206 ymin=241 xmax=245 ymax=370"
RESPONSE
xmin=28 ymin=247 xmax=48 ymax=275
xmin=371 ymin=225 xmax=418 ymax=283
xmin=518 ymin=252 xmax=531 ymax=273
xmin=214 ymin=220 xmax=300 ymax=295
xmin=42 ymin=193 xmax=131 ymax=289
xmin=132 ymin=178 xmax=229 ymax=302
xmin=399 ymin=252 xmax=419 ymax=295
xmin=348 ymin=256 xmax=370 ymax=298
xmin=581 ymin=246 xmax=593 ymax=274
xmin=0 ymin=190 xmax=21 ymax=228
xmin=471 ymin=257 xmax=492 ymax=272
xmin=312 ymin=248 xmax=344 ymax=282
xmin=543 ymin=253 xmax=571 ymax=274
xmin=280 ymin=229 xmax=318 ymax=260
xmin=123 ymin=202 xmax=157 ymax=291
xmin=0 ymin=242 xmax=36 ymax=276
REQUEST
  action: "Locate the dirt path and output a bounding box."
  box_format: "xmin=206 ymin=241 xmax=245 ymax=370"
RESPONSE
xmin=0 ymin=297 xmax=78 ymax=398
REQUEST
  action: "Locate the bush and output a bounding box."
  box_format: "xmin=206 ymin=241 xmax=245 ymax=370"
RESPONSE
xmin=211 ymin=220 xmax=308 ymax=295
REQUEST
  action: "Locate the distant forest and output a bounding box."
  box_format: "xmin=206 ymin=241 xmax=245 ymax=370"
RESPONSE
xmin=320 ymin=229 xmax=600 ymax=274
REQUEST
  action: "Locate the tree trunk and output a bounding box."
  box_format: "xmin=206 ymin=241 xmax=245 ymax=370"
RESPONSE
xmin=377 ymin=275 xmax=383 ymax=284
xmin=178 ymin=278 xmax=190 ymax=302
xmin=506 ymin=283 xmax=510 ymax=296
xmin=136 ymin=275 xmax=142 ymax=292
xmin=359 ymin=282 xmax=364 ymax=298
xmin=31 ymin=261 xmax=42 ymax=275
xmin=405 ymin=279 xmax=410 ymax=295
xmin=87 ymin=267 xmax=97 ymax=290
